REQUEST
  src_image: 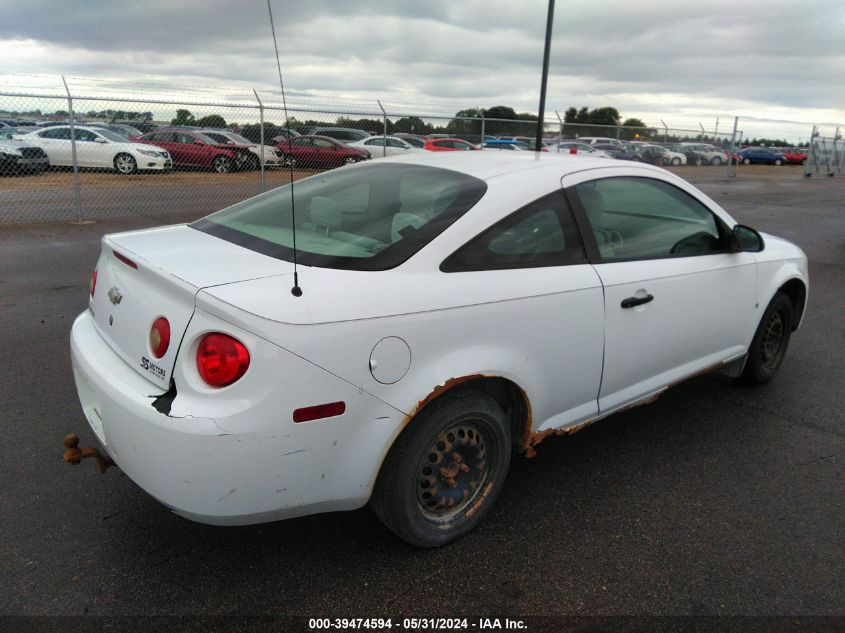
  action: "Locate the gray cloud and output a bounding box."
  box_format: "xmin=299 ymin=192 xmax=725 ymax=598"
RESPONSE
xmin=1 ymin=0 xmax=843 ymax=130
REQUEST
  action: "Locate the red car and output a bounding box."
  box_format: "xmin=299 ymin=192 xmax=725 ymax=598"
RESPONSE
xmin=136 ymin=130 xmax=256 ymax=173
xmin=781 ymin=148 xmax=809 ymax=165
xmin=274 ymin=135 xmax=370 ymax=168
xmin=423 ymin=138 xmax=478 ymax=152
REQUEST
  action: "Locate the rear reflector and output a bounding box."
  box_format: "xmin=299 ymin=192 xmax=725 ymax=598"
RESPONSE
xmin=89 ymin=268 xmax=98 ymax=298
xmin=293 ymin=401 xmax=346 ymax=423
xmin=112 ymin=250 xmax=138 ymax=269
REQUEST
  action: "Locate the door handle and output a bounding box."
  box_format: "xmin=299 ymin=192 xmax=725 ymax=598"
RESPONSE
xmin=621 ymin=294 xmax=654 ymax=308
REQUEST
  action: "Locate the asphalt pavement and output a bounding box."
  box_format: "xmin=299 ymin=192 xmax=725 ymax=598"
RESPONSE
xmin=0 ymin=173 xmax=842 ymax=624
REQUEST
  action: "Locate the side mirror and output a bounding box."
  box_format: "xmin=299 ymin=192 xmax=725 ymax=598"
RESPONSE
xmin=729 ymin=225 xmax=764 ymax=253
xmin=94 ymin=137 xmax=107 ymax=144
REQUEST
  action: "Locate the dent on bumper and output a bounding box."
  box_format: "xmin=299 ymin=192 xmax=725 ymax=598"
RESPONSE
xmin=69 ymin=310 xmax=404 ymax=525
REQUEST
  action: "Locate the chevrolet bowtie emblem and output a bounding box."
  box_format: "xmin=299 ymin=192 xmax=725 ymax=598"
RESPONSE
xmin=107 ymin=287 xmax=123 ymax=305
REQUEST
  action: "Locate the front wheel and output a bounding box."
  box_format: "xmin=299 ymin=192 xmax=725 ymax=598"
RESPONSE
xmin=743 ymin=157 xmax=752 ymax=165
xmin=671 ymin=157 xmax=681 ymax=165
xmin=114 ymin=153 xmax=137 ymax=175
xmin=343 ymin=156 xmax=360 ymax=165
xmin=282 ymin=154 xmax=296 ymax=168
xmin=371 ymin=390 xmax=511 ymax=547
xmin=212 ymin=155 xmax=232 ymax=173
xmin=774 ymin=159 xmax=783 ymax=166
xmin=711 ymin=156 xmax=722 ymax=166
xmin=739 ymin=293 xmax=793 ymax=384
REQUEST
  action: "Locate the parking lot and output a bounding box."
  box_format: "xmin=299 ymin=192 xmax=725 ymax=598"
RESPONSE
xmin=0 ymin=168 xmax=842 ymax=624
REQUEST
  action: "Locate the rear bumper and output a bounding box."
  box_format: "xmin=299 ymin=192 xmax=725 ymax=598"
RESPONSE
xmin=70 ymin=309 xmax=403 ymax=525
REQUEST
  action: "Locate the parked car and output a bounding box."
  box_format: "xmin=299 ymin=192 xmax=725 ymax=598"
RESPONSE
xmin=393 ymin=133 xmax=428 ymax=148
xmin=679 ymin=143 xmax=728 ymax=166
xmin=667 ymin=144 xmax=707 ymax=166
xmin=68 ymin=152 xmax=807 ymax=547
xmin=200 ymin=129 xmax=284 ymax=167
xmin=348 ymin=135 xmax=425 ymax=158
xmin=136 ymin=129 xmax=251 ymax=173
xmin=780 ymin=148 xmax=809 ymax=165
xmin=88 ymin=123 xmax=145 ymax=139
xmin=593 ymin=142 xmax=648 ymax=162
xmin=636 ymin=143 xmax=687 ymax=165
xmin=15 ymin=125 xmax=171 ymax=174
xmin=554 ymin=141 xmax=613 ymax=158
xmin=297 ymin=127 xmax=372 ymax=144
xmin=737 ymin=148 xmax=787 ymax=165
xmin=275 ymin=134 xmax=370 ymax=168
xmin=0 ymin=128 xmax=50 ymax=175
xmin=577 ymin=136 xmax=623 ymax=147
xmin=423 ymin=138 xmax=478 ymax=151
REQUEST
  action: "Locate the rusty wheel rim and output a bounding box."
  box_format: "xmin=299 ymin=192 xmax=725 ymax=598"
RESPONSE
xmin=759 ymin=309 xmax=787 ymax=373
xmin=414 ymin=421 xmax=491 ymax=523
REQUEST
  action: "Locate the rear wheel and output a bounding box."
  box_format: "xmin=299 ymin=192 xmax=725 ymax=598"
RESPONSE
xmin=114 ymin=153 xmax=137 ymax=175
xmin=743 ymin=157 xmax=752 ymax=165
xmin=739 ymin=293 xmax=793 ymax=384
xmin=343 ymin=156 xmax=360 ymax=165
xmin=371 ymin=390 xmax=511 ymax=547
xmin=671 ymin=157 xmax=681 ymax=165
xmin=212 ymin=155 xmax=232 ymax=173
xmin=774 ymin=158 xmax=783 ymax=166
xmin=711 ymin=156 xmax=722 ymax=166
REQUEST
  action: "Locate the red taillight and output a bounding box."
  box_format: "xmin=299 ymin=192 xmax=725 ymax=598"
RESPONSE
xmin=89 ymin=268 xmax=98 ymax=298
xmin=293 ymin=402 xmax=346 ymax=423
xmin=149 ymin=317 xmax=171 ymax=359
xmin=196 ymin=333 xmax=250 ymax=388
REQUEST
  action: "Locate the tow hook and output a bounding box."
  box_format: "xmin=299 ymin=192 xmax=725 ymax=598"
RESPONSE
xmin=62 ymin=434 xmax=115 ymax=474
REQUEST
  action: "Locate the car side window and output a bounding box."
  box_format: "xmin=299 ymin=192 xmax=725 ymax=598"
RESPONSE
xmin=41 ymin=128 xmax=71 ymax=140
xmin=76 ymin=130 xmax=97 ymax=142
xmin=313 ymin=139 xmax=335 ymax=148
xmin=573 ymin=177 xmax=724 ymax=260
xmin=365 ymin=138 xmax=384 ymax=146
xmin=441 ymin=191 xmax=585 ymax=271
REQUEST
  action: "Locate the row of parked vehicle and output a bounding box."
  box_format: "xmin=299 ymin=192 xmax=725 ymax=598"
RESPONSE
xmin=0 ymin=117 xmax=811 ymax=176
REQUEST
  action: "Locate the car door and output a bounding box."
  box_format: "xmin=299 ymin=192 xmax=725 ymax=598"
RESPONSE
xmin=73 ymin=129 xmax=102 ymax=168
xmin=441 ymin=190 xmax=605 ymax=432
xmin=34 ymin=127 xmax=73 ymax=165
xmin=564 ymin=172 xmax=758 ymax=412
xmin=311 ymin=137 xmax=340 ymax=166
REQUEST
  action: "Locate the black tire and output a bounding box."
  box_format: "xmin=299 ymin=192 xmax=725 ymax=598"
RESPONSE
xmin=245 ymin=154 xmax=260 ymax=171
xmin=738 ymin=293 xmax=793 ymax=384
xmin=282 ymin=154 xmax=296 ymax=168
xmin=711 ymin=156 xmax=722 ymax=166
xmin=212 ymin=155 xmax=232 ymax=173
xmin=114 ymin=153 xmax=137 ymax=175
xmin=371 ymin=390 xmax=511 ymax=547
xmin=343 ymin=156 xmax=359 ymax=165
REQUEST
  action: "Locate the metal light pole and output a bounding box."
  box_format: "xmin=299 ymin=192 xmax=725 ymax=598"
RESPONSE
xmin=535 ymin=0 xmax=555 ymax=152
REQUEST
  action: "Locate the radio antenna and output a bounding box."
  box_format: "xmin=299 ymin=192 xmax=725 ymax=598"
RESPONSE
xmin=267 ymin=0 xmax=302 ymax=297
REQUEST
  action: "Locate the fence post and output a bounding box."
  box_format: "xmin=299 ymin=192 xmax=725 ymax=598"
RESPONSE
xmin=253 ymin=89 xmax=266 ymax=193
xmin=376 ymin=99 xmax=387 ymax=157
xmin=725 ymin=116 xmax=739 ymax=180
xmin=61 ymin=75 xmax=83 ymax=223
xmin=554 ymin=111 xmax=563 ymax=152
xmin=833 ymin=127 xmax=842 ymax=176
xmin=805 ymin=126 xmax=817 ymax=177
xmin=660 ymin=119 xmax=668 ymax=144
xmin=479 ymin=107 xmax=485 ymax=149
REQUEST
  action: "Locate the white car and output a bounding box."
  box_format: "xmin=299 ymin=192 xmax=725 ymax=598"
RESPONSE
xmin=68 ymin=152 xmax=808 ymax=547
xmin=348 ymin=135 xmax=425 ymax=158
xmin=555 ymin=141 xmax=614 ymax=158
xmin=16 ymin=126 xmax=171 ymax=174
xmin=201 ymin=130 xmax=284 ymax=167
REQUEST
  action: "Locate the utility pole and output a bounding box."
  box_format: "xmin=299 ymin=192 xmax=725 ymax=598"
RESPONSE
xmin=535 ymin=0 xmax=555 ymax=152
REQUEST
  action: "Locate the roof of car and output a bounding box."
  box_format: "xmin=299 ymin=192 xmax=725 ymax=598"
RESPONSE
xmin=372 ymin=149 xmax=659 ymax=182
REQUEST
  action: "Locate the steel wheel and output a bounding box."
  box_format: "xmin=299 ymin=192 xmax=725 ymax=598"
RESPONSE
xmin=774 ymin=159 xmax=783 ymax=166
xmin=414 ymin=421 xmax=493 ymax=523
xmin=372 ymin=390 xmax=511 ymax=547
xmin=739 ymin=292 xmax=794 ymax=384
xmin=213 ymin=155 xmax=232 ymax=173
xmin=114 ymin=153 xmax=137 ymax=175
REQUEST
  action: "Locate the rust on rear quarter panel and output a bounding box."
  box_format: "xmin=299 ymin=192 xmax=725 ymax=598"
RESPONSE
xmin=523 ymin=360 xmax=728 ymax=457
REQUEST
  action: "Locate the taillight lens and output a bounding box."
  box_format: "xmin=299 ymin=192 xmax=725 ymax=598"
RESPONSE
xmin=89 ymin=268 xmax=98 ymax=298
xmin=196 ymin=333 xmax=250 ymax=388
xmin=149 ymin=317 xmax=171 ymax=359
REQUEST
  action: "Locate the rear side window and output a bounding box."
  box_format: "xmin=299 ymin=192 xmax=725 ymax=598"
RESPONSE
xmin=441 ymin=191 xmax=585 ymax=271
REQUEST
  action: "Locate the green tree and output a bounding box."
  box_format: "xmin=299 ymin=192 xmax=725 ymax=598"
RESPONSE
xmin=195 ymin=114 xmax=226 ymax=128
xmin=171 ymin=109 xmax=195 ymax=126
xmin=393 ymin=116 xmax=432 ymax=134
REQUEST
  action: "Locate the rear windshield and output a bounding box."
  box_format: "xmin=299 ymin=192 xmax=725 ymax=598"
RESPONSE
xmin=191 ymin=163 xmax=487 ymax=271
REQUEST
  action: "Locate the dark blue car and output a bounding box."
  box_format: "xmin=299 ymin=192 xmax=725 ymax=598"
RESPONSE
xmin=737 ymin=147 xmax=787 ymax=165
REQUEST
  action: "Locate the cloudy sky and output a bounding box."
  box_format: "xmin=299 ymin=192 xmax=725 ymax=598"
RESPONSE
xmin=1 ymin=0 xmax=843 ymax=139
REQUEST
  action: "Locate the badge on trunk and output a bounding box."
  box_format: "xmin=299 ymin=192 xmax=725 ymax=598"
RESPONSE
xmin=107 ymin=287 xmax=123 ymax=305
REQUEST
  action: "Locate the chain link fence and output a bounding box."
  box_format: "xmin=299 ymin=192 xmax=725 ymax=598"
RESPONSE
xmin=0 ymin=80 xmax=835 ymax=225
xmin=805 ymin=126 xmax=844 ymax=177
